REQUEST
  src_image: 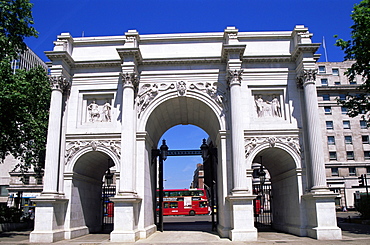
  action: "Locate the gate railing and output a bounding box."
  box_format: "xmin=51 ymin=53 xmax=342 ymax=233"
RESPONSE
xmin=253 ymin=184 xmax=272 ymax=227
xmin=102 ymin=184 xmax=116 ymax=231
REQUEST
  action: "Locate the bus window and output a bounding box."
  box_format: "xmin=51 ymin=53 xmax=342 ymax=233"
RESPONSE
xmin=164 ymin=202 xmax=169 ymax=208
xmin=177 ymin=198 xmax=184 ymax=201
xmin=170 ymin=202 xmax=178 ymax=208
xmin=164 ymin=192 xmax=169 ymax=197
xmin=198 ymin=191 xmax=204 ymax=196
xmin=199 ymin=201 xmax=207 ymax=208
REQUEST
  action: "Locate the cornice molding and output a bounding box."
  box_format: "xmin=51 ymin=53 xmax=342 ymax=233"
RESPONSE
xmin=221 ymin=44 xmax=246 ymax=61
xmin=44 ymin=51 xmax=74 ymax=67
xmin=291 ymin=43 xmax=321 ymax=61
xmin=116 ymin=47 xmax=143 ymax=64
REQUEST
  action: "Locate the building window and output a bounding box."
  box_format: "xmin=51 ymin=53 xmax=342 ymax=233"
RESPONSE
xmin=360 ymin=120 xmax=368 ymax=129
xmin=319 ymin=66 xmax=326 ymax=73
xmin=347 ymin=151 xmax=354 ymax=160
xmin=343 ymin=121 xmax=351 ymax=129
xmin=345 ymin=136 xmax=352 ymax=144
xmin=0 ymin=186 xmax=9 ymax=196
xmin=327 ymin=136 xmax=335 ymax=145
xmin=332 ymin=68 xmax=339 ymax=76
xmin=334 ymin=81 xmax=341 ymax=85
xmin=321 ymin=79 xmax=328 ymax=86
xmin=362 ymin=135 xmax=369 ymax=144
xmin=350 ymin=79 xmax=357 ymax=85
xmin=329 ymin=152 xmax=337 ymax=160
xmin=339 ymin=94 xmax=346 ymax=100
xmin=341 ymin=107 xmax=348 ymax=115
xmin=324 ymin=106 xmax=332 ymax=115
xmin=326 ymin=121 xmax=334 ymax=130
xmin=364 ymin=151 xmax=370 ymax=160
xmin=367 ymin=166 xmax=370 ymax=175
xmin=322 ymin=94 xmax=330 ymax=101
xmin=331 ymin=167 xmax=339 ymax=176
xmin=349 ymin=167 xmax=356 ymax=176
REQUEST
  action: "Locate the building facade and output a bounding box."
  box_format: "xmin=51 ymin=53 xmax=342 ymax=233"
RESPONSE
xmin=191 ymin=163 xmax=205 ymax=189
xmin=316 ymin=61 xmax=370 ymax=209
xmin=11 ymin=47 xmax=48 ymax=72
xmin=29 ymin=26 xmax=343 ymax=243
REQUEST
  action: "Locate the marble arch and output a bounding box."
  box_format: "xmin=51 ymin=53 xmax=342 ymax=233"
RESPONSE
xmin=30 ymin=26 xmax=342 ymax=243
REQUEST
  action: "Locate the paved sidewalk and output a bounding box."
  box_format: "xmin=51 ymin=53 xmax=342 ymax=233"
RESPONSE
xmin=1 ymin=213 xmax=369 ymax=244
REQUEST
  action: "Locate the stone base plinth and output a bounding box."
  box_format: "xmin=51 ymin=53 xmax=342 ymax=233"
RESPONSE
xmin=302 ymin=191 xmax=342 ymax=240
xmin=110 ymin=195 xmax=142 ymax=243
xmin=226 ymin=194 xmax=257 ymax=241
xmin=29 ymin=195 xmax=68 ymax=243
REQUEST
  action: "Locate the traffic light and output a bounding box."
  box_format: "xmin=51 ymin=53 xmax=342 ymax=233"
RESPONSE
xmin=359 ymin=174 xmax=365 ymax=187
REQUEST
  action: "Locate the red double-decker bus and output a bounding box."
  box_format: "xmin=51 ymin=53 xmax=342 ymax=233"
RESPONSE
xmin=157 ymin=189 xmax=209 ymax=216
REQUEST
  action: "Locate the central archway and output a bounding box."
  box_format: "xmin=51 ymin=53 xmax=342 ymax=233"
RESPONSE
xmin=137 ymin=92 xmax=230 ymax=237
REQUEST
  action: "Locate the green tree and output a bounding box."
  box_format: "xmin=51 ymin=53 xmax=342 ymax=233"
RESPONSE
xmin=335 ymin=0 xmax=370 ymax=122
xmin=0 ymin=0 xmax=51 ymax=173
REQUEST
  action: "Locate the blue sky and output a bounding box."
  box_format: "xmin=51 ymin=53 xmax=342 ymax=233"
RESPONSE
xmin=25 ymin=0 xmax=361 ymax=189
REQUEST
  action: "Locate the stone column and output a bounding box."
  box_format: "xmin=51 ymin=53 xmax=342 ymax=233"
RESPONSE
xmin=297 ymin=70 xmax=327 ymax=190
xmin=119 ymin=72 xmax=138 ymax=195
xmin=298 ymin=70 xmax=342 ymax=240
xmin=228 ymin=70 xmax=248 ymax=194
xmin=42 ymin=76 xmax=70 ymax=195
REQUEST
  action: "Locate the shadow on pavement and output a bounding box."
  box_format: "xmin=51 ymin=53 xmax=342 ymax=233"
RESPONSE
xmin=337 ymin=217 xmax=370 ymax=235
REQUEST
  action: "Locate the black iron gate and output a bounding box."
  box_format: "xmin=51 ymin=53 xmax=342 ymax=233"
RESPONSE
xmin=102 ymin=184 xmax=116 ymax=231
xmin=253 ymin=183 xmax=272 ymax=228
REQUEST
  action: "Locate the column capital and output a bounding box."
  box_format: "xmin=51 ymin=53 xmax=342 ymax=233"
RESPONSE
xmin=296 ymin=69 xmax=317 ymax=88
xmin=49 ymin=76 xmax=70 ymax=92
xmin=121 ymin=72 xmax=139 ymax=89
xmin=227 ymin=69 xmax=243 ymax=87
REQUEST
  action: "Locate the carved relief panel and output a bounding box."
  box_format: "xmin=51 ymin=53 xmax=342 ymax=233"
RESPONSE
xmin=252 ymin=90 xmax=285 ymax=119
xmin=80 ymin=93 xmax=115 ymax=124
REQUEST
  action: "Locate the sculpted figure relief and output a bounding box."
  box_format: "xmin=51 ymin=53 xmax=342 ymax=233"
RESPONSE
xmin=88 ymin=101 xmax=100 ymax=122
xmin=137 ymin=84 xmax=158 ymax=114
xmin=205 ymin=83 xmax=228 ymax=111
xmin=255 ymin=95 xmax=282 ymax=118
xmin=102 ymin=102 xmax=112 ymax=122
xmin=87 ymin=100 xmax=112 ymax=122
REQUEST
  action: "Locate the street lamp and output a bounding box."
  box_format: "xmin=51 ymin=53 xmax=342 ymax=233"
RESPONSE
xmin=158 ymin=139 xmax=168 ymax=232
xmin=200 ymin=138 xmax=209 ymax=160
xmin=160 ymin=139 xmax=169 ymax=161
xmin=105 ymin=159 xmax=114 ymax=186
xmin=258 ymin=156 xmax=266 ymax=185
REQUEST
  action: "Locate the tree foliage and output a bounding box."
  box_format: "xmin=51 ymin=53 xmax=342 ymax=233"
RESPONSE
xmin=335 ymin=0 xmax=370 ymax=122
xmin=0 ymin=0 xmax=51 ymax=173
xmin=0 ymin=0 xmax=38 ymax=61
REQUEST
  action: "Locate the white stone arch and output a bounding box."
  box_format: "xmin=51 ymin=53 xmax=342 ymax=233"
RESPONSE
xmin=138 ymin=88 xmax=226 ymax=145
xmin=65 ymin=144 xmax=120 ymax=173
xmin=246 ymin=141 xmax=301 ymax=171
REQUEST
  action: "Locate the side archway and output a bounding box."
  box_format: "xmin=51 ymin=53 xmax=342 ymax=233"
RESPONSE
xmin=63 ymin=147 xmax=118 ymax=236
xmin=247 ymin=142 xmax=306 ymax=236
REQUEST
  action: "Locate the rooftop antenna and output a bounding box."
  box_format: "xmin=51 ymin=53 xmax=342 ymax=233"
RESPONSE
xmin=323 ymin=36 xmax=328 ymax=62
